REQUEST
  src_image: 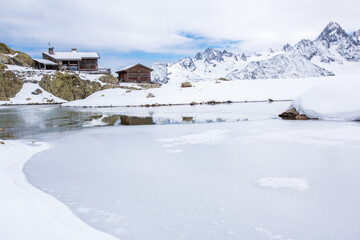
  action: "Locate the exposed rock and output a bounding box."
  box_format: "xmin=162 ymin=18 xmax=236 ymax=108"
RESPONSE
xmin=120 ymin=115 xmax=154 ymax=125
xmin=26 ymin=97 xmax=31 ymax=101
xmin=295 ymin=114 xmax=309 ymax=120
xmin=282 ymin=43 xmax=294 ymax=52
xmin=0 ymin=65 xmax=23 ymax=101
xmin=181 ymin=82 xmax=192 ymax=88
xmin=39 ymin=72 xmax=101 ymax=101
xmin=0 ymin=43 xmax=14 ymax=54
xmin=146 ymin=92 xmax=155 ymax=98
xmin=0 ymin=141 xmax=5 ymax=145
xmin=182 ymin=116 xmax=193 ymax=122
xmin=178 ymin=57 xmax=196 ymax=72
xmin=31 ymin=88 xmax=42 ymax=95
xmin=0 ymin=42 xmax=35 ymax=68
xmin=240 ymin=53 xmax=247 ymax=61
xmin=217 ymin=77 xmax=230 ymax=81
xmin=278 ymin=108 xmax=299 ymax=119
xmin=101 ymin=84 xmax=119 ymax=90
xmin=99 ymin=74 xmax=118 ymax=84
xmin=279 ymin=108 xmax=310 ymax=120
xmin=151 ymin=62 xmax=171 ymax=84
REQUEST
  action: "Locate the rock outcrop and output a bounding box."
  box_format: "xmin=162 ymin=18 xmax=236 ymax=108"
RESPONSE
xmin=99 ymin=74 xmax=118 ymax=84
xmin=279 ymin=108 xmax=310 ymax=120
xmin=39 ymin=72 xmax=101 ymax=101
xmin=0 ymin=42 xmax=35 ymax=68
xmin=0 ymin=64 xmax=23 ymax=101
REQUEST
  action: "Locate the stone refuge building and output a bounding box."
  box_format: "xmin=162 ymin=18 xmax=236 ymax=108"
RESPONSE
xmin=116 ymin=64 xmax=153 ymax=83
xmin=34 ymin=47 xmax=110 ymax=74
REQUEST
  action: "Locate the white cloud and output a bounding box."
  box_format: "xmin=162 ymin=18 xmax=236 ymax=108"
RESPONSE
xmin=1 ymin=0 xmax=360 ymax=55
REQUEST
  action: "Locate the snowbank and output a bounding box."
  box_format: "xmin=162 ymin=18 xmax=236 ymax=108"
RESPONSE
xmin=289 ymin=77 xmax=360 ymax=121
xmin=0 ymin=139 xmax=118 ymax=240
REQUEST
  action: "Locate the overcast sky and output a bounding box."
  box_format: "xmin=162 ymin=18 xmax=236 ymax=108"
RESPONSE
xmin=1 ymin=0 xmax=360 ymax=71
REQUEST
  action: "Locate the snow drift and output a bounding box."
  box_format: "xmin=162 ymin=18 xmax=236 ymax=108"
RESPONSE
xmin=289 ymin=78 xmax=360 ymax=121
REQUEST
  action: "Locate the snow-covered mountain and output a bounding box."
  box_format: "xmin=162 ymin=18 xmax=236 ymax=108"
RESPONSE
xmin=151 ymin=22 xmax=360 ymax=84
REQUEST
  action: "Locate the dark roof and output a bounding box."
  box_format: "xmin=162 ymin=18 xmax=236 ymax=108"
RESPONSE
xmin=116 ymin=63 xmax=153 ymax=73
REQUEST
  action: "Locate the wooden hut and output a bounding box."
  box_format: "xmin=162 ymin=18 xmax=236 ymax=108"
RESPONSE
xmin=39 ymin=47 xmax=111 ymax=74
xmin=116 ymin=64 xmax=153 ymax=83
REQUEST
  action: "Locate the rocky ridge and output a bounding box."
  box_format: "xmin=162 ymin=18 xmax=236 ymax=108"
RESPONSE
xmin=151 ymin=22 xmax=360 ymax=84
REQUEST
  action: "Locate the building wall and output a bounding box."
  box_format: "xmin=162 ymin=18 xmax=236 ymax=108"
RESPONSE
xmin=118 ymin=65 xmax=151 ymax=83
xmin=80 ymin=59 xmax=98 ymax=71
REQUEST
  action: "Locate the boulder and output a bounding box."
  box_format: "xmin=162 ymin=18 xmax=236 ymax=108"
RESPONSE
xmin=181 ymin=82 xmax=192 ymax=88
xmin=278 ymin=108 xmax=299 ymax=119
xmin=279 ymin=108 xmax=311 ymax=120
xmin=182 ymin=116 xmax=193 ymax=122
xmin=31 ymin=88 xmax=42 ymax=95
xmin=120 ymin=115 xmax=154 ymax=125
xmin=295 ymin=114 xmax=309 ymax=120
xmin=146 ymin=92 xmax=155 ymax=98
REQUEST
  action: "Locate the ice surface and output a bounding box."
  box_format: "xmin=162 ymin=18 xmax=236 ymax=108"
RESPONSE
xmin=256 ymin=178 xmax=309 ymax=191
xmin=24 ymin=119 xmax=360 ymax=240
xmin=0 ymin=140 xmax=117 ymax=240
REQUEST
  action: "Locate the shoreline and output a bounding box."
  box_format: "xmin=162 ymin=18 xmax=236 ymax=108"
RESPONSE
xmin=61 ymin=99 xmax=293 ymax=108
xmin=0 ymin=99 xmax=293 ymax=108
xmin=0 ymin=139 xmax=118 ymax=240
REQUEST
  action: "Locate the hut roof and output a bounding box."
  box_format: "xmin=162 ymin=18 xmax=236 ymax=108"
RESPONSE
xmin=43 ymin=50 xmax=100 ymax=61
xmin=116 ymin=63 xmax=153 ymax=73
xmin=33 ymin=58 xmax=59 ymax=65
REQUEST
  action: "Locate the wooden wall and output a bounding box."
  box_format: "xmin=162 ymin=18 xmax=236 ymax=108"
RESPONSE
xmin=118 ymin=65 xmax=151 ymax=83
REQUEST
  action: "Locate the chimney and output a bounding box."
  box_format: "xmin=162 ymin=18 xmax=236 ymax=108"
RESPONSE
xmin=71 ymin=48 xmax=77 ymax=52
xmin=48 ymin=47 xmax=54 ymax=55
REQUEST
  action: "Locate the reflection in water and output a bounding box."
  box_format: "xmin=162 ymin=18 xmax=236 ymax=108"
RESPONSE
xmin=0 ymin=106 xmax=105 ymax=139
xmin=0 ymin=102 xmax=289 ymax=139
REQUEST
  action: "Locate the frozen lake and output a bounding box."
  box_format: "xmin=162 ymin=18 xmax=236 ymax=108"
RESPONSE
xmin=24 ymin=113 xmax=360 ymax=239
xmin=0 ymin=102 xmax=288 ymax=139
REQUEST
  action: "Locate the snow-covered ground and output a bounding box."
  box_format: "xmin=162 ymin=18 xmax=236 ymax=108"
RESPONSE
xmin=24 ymin=120 xmax=360 ymax=240
xmin=64 ymin=75 xmax=338 ymax=107
xmin=0 ymin=139 xmax=117 ymax=240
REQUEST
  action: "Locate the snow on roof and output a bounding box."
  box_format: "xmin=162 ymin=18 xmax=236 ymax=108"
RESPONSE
xmin=116 ymin=63 xmax=153 ymax=72
xmin=33 ymin=58 xmax=59 ymax=65
xmin=43 ymin=51 xmax=100 ymax=61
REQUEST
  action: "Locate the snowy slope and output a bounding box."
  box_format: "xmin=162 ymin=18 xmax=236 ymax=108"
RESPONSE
xmin=151 ymin=22 xmax=360 ymax=84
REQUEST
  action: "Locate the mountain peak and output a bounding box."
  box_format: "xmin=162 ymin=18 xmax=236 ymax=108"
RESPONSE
xmin=317 ymin=21 xmax=348 ymax=43
xmin=194 ymin=48 xmax=224 ymax=62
